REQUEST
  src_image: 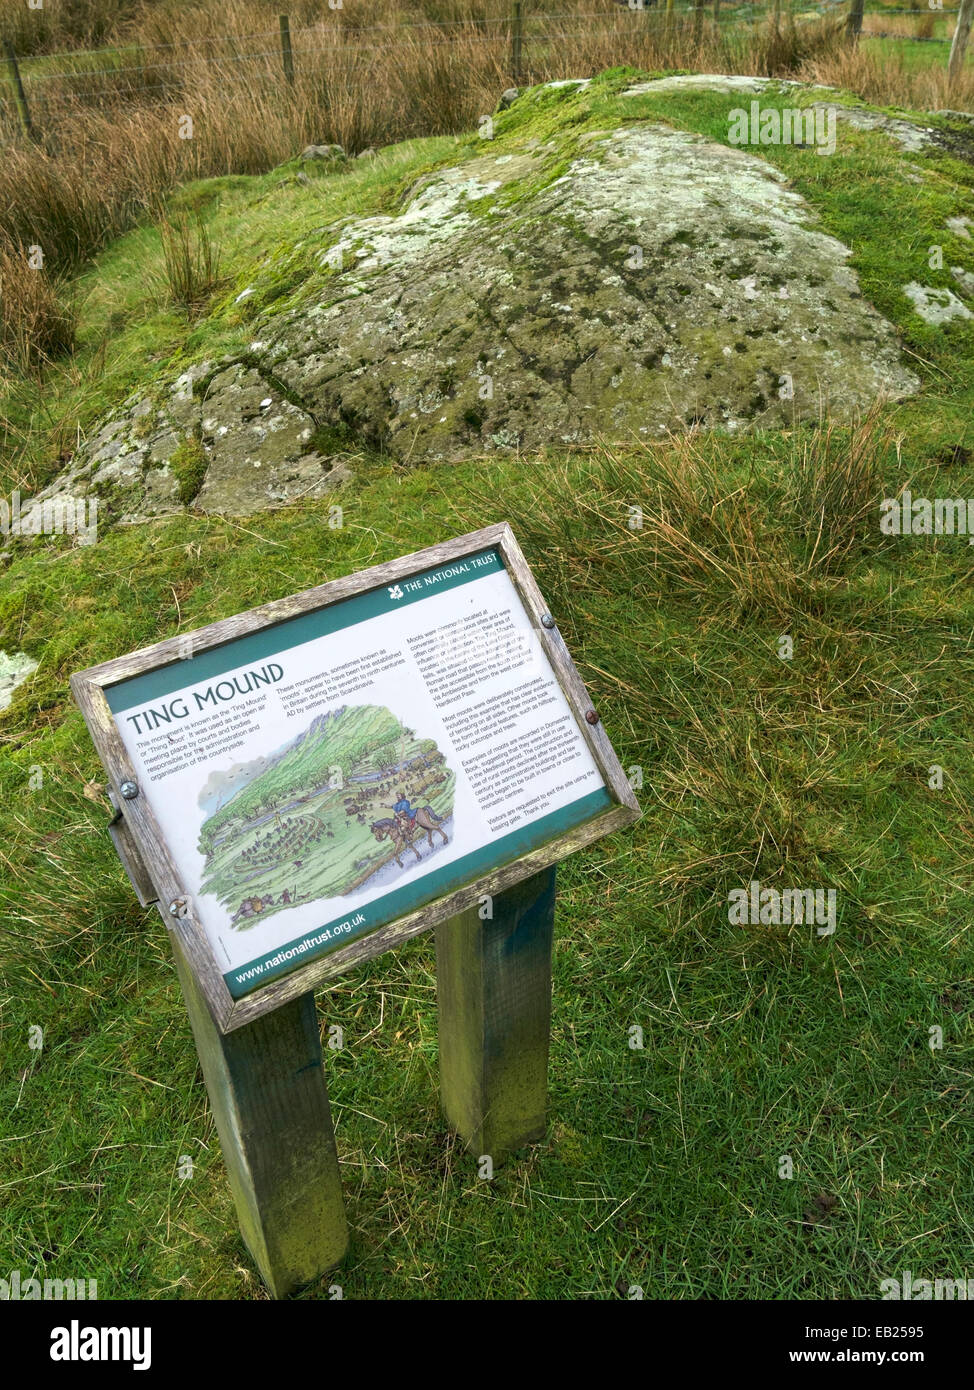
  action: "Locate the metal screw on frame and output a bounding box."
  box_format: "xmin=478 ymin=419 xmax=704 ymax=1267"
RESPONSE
xmin=120 ymin=781 xmax=139 ymax=800
xmin=169 ymin=897 xmax=189 ymax=919
xmin=540 ymin=614 xmax=555 ymax=629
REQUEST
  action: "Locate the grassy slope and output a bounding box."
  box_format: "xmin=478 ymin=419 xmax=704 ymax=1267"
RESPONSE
xmin=1 ymin=72 xmax=972 ymax=1300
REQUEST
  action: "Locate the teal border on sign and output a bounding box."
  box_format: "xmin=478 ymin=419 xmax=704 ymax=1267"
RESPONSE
xmin=225 ymin=786 xmax=612 ymax=998
xmin=105 ymin=548 xmax=504 ymax=713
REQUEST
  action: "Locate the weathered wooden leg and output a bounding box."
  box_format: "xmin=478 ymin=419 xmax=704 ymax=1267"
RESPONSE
xmin=435 ymin=867 xmax=556 ymax=1162
xmin=171 ymin=938 xmax=348 ymax=1298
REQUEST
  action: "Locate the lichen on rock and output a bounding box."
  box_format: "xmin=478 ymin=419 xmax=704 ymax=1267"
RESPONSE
xmin=903 ymin=282 xmax=973 ymax=327
xmin=194 ymin=362 xmax=352 ymax=514
xmin=0 ymin=650 xmax=38 ymax=712
xmin=256 ymin=119 xmax=918 ymax=459
xmin=32 ymin=73 xmax=935 ymax=523
xmin=23 ymin=357 xmax=350 ymax=524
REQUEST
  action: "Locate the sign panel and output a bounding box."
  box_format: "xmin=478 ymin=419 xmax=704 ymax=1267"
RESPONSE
xmin=72 ymin=525 xmax=639 ymax=1030
xmin=106 ymin=545 xmax=610 ymax=998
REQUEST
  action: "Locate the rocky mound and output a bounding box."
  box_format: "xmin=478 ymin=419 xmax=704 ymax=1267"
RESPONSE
xmin=31 ymin=73 xmax=967 ymax=522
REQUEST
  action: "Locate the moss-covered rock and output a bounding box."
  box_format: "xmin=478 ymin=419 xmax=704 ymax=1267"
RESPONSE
xmin=30 ymin=72 xmax=956 ymax=521
xmin=257 ymin=118 xmax=918 ymax=458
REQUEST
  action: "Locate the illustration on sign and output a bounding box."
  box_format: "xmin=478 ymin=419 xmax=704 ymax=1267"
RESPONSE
xmin=197 ymin=703 xmax=456 ymax=927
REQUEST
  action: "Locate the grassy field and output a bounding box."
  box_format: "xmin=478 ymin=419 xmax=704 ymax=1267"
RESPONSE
xmin=0 ymin=70 xmax=972 ymax=1299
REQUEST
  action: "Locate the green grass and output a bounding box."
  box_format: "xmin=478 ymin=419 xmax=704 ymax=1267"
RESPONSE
xmin=862 ymin=38 xmax=957 ymax=75
xmin=1 ymin=72 xmax=972 ymax=1300
xmin=1 ymin=445 xmax=972 ymax=1298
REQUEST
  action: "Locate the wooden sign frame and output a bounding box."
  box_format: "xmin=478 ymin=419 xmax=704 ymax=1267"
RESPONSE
xmin=72 ymin=522 xmax=640 ymax=1035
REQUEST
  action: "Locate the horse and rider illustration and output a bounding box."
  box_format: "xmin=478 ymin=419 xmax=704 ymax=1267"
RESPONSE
xmin=370 ymin=788 xmax=449 ymax=868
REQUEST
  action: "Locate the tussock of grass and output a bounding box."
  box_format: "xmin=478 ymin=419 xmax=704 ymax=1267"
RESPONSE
xmin=0 ymin=245 xmax=77 ymax=375
xmin=159 ymin=211 xmax=222 ymax=318
xmin=455 ymin=412 xmax=897 ymax=627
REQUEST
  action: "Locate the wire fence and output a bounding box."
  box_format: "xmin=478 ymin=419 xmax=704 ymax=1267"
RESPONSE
xmin=2 ymin=2 xmax=971 ymax=132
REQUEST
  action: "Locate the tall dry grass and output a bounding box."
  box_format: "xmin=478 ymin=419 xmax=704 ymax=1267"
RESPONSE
xmin=801 ymin=38 xmax=974 ymax=110
xmin=0 ymin=0 xmax=134 ymax=55
xmin=861 ymin=11 xmax=936 ymax=40
xmin=0 ymin=8 xmax=847 ymax=268
xmin=0 ymin=0 xmax=968 ymax=359
xmin=0 ymin=245 xmax=77 ymax=373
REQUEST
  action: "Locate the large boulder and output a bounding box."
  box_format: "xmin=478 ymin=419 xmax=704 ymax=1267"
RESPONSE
xmin=259 ymin=122 xmax=918 ymax=457
xmin=28 ymin=74 xmax=945 ymax=523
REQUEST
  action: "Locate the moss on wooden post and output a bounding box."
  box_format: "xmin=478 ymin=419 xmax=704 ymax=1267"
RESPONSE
xmin=171 ymin=936 xmax=348 ymax=1297
xmin=435 ymin=867 xmax=556 ymax=1162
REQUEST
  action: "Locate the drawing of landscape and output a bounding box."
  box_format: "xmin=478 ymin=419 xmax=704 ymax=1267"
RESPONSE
xmin=197 ymin=704 xmax=455 ymax=930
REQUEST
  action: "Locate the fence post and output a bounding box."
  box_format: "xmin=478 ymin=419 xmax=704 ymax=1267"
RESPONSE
xmin=279 ymin=13 xmax=295 ymax=86
xmin=845 ymin=0 xmax=864 ymax=40
xmin=693 ymin=0 xmax=705 ymax=44
xmin=948 ymin=0 xmax=974 ymax=85
xmin=511 ymin=0 xmax=522 ymax=85
xmin=714 ymin=0 xmax=721 ymax=29
xmin=3 ymin=39 xmax=36 ymax=141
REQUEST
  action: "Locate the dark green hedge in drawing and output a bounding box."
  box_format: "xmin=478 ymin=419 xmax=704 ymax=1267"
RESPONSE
xmin=196 ymin=703 xmax=454 ymax=928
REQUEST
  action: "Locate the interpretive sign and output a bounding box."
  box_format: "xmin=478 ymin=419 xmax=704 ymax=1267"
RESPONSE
xmin=72 ymin=523 xmax=639 ymax=1033
xmin=72 ymin=522 xmax=640 ymax=1296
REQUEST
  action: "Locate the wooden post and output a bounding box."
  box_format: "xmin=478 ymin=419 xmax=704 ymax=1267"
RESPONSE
xmin=948 ymin=0 xmax=974 ymax=85
xmin=772 ymin=0 xmax=782 ymax=34
xmin=279 ymin=13 xmax=295 ymax=87
xmin=171 ymin=936 xmax=347 ymax=1298
xmin=3 ymin=39 xmax=35 ymax=141
xmin=665 ymin=0 xmax=674 ymax=35
xmin=435 ymin=867 xmax=556 ymax=1162
xmin=713 ymin=0 xmax=721 ymax=28
xmin=511 ymin=0 xmax=522 ymax=85
xmin=693 ymin=0 xmax=705 ymax=45
xmin=845 ymin=0 xmax=864 ymax=40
